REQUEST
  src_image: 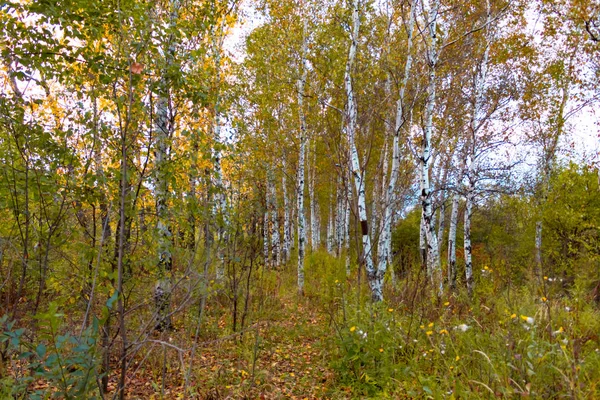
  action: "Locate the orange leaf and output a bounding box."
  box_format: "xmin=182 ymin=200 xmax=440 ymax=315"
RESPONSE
xmin=130 ymin=62 xmax=144 ymax=74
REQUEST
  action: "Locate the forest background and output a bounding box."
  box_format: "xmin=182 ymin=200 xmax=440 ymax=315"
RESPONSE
xmin=0 ymin=0 xmax=599 ymax=398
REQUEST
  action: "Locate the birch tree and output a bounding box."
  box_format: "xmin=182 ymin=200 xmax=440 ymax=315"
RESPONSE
xmin=153 ymin=0 xmax=181 ymax=331
xmin=376 ymin=0 xmax=417 ymax=290
xmin=343 ymin=0 xmax=382 ymax=301
xmin=463 ymin=0 xmax=493 ymax=295
xmin=420 ymin=0 xmax=443 ymax=296
xmin=297 ymin=16 xmax=309 ymax=295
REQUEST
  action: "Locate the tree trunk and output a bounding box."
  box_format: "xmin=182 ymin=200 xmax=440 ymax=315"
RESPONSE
xmin=282 ymin=163 xmax=291 ymax=263
xmin=344 ymin=0 xmax=379 ymax=301
xmin=309 ymin=141 xmax=319 ymax=250
xmin=268 ymin=170 xmax=280 ymax=267
xmin=421 ymin=0 xmax=443 ymax=297
xmin=447 ymin=192 xmax=459 ymax=290
xmin=463 ymin=0 xmax=492 ymax=296
xmin=377 ymin=1 xmax=416 ymax=290
xmin=464 ymin=183 xmax=474 ymax=295
xmin=296 ymin=17 xmax=308 ymax=295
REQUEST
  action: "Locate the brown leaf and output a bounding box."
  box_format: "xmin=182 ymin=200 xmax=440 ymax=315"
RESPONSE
xmin=130 ymin=62 xmax=144 ymax=74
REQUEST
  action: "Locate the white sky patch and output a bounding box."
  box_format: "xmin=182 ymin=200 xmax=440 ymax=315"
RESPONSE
xmin=223 ymin=0 xmax=265 ymax=63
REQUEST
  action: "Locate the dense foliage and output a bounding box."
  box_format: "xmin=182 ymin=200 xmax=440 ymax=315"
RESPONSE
xmin=0 ymin=0 xmax=598 ymax=398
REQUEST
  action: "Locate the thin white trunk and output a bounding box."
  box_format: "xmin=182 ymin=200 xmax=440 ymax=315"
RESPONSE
xmin=282 ymin=168 xmax=291 ymax=263
xmin=464 ymin=0 xmax=492 ymax=295
xmin=309 ymin=141 xmax=318 ymax=251
xmin=297 ymin=17 xmax=308 ymax=295
xmin=436 ymin=165 xmax=449 ymax=251
xmin=268 ymin=171 xmax=280 ymax=267
xmin=211 ymin=27 xmax=229 ymax=281
xmin=379 ymin=1 xmax=417 ymax=281
xmin=421 ymin=0 xmax=443 ymax=296
xmin=345 ymin=172 xmax=351 ymax=275
xmin=263 ymin=209 xmax=269 ymax=262
xmin=327 ymin=189 xmax=334 ymax=254
xmin=464 ymin=185 xmax=473 ymax=294
xmin=447 ymin=192 xmax=459 ymax=289
xmin=345 ymin=0 xmax=379 ymax=301
xmin=154 ymin=0 xmax=181 ymax=331
xmin=371 ymin=139 xmax=388 ymax=246
xmin=335 ymin=177 xmax=343 ymax=256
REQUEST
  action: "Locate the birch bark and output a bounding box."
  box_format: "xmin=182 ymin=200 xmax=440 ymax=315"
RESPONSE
xmin=282 ymin=166 xmax=291 ymax=263
xmin=447 ymin=191 xmax=460 ymax=289
xmin=309 ymin=141 xmax=318 ymax=251
xmin=268 ymin=170 xmax=280 ymax=267
xmin=212 ymin=29 xmax=229 ymax=281
xmin=153 ymin=0 xmax=180 ymax=331
xmin=344 ymin=0 xmax=380 ymax=301
xmin=297 ymin=17 xmax=309 ymax=295
xmin=421 ymin=0 xmax=443 ymax=296
xmin=464 ymin=0 xmax=492 ymax=295
xmin=376 ymin=0 xmax=416 ymax=290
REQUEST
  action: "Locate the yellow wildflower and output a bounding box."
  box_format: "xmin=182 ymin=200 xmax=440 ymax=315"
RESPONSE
xmin=379 ymin=348 xmax=384 ymax=353
xmin=388 ymin=308 xmax=394 ymax=312
xmin=456 ymin=356 xmax=460 ymax=361
xmin=543 ymin=276 xmax=548 ymax=280
xmin=510 ymin=313 xmax=517 ymax=319
xmin=426 ymin=331 xmax=433 ymax=336
xmin=541 ymin=297 xmax=547 ymax=302
xmin=444 ymin=301 xmax=450 ymax=306
xmin=428 ymin=322 xmax=434 ymax=328
xmin=439 ymin=329 xmax=449 ymax=335
xmin=350 ymin=326 xmax=356 ymax=332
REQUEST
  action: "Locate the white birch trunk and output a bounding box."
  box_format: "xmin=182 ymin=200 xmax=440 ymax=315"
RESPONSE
xmin=345 ymin=0 xmax=379 ymax=301
xmin=211 ymin=28 xmax=230 ymax=281
xmin=335 ymin=177 xmax=343 ymax=256
xmin=447 ymin=192 xmax=459 ymax=289
xmin=327 ymin=189 xmax=334 ymax=254
xmin=463 ymin=179 xmax=474 ymax=294
xmin=464 ymin=0 xmax=492 ymax=295
xmin=153 ymin=0 xmax=181 ymax=331
xmin=268 ymin=171 xmax=281 ymax=267
xmin=282 ymin=168 xmax=291 ymax=263
xmin=436 ymin=164 xmax=449 ymax=251
xmin=263 ymin=209 xmax=269 ymax=262
xmin=296 ymin=18 xmax=309 ymax=295
xmin=421 ymin=0 xmax=443 ymax=296
xmin=309 ymin=142 xmax=318 ymax=251
xmin=377 ymin=0 xmax=416 ymax=285
xmin=345 ymin=172 xmax=351 ymax=276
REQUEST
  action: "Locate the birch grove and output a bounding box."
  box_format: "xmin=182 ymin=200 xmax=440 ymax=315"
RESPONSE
xmin=2 ymin=0 xmax=599 ymax=395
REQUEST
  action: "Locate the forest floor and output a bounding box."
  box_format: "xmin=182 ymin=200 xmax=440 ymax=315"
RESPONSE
xmin=6 ymin=262 xmax=600 ymax=399
xmin=103 ymin=288 xmax=338 ymax=399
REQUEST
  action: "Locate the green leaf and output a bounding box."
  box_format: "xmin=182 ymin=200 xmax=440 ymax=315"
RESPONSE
xmin=36 ymin=343 xmax=47 ymax=358
xmin=106 ymin=291 xmax=119 ymax=310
